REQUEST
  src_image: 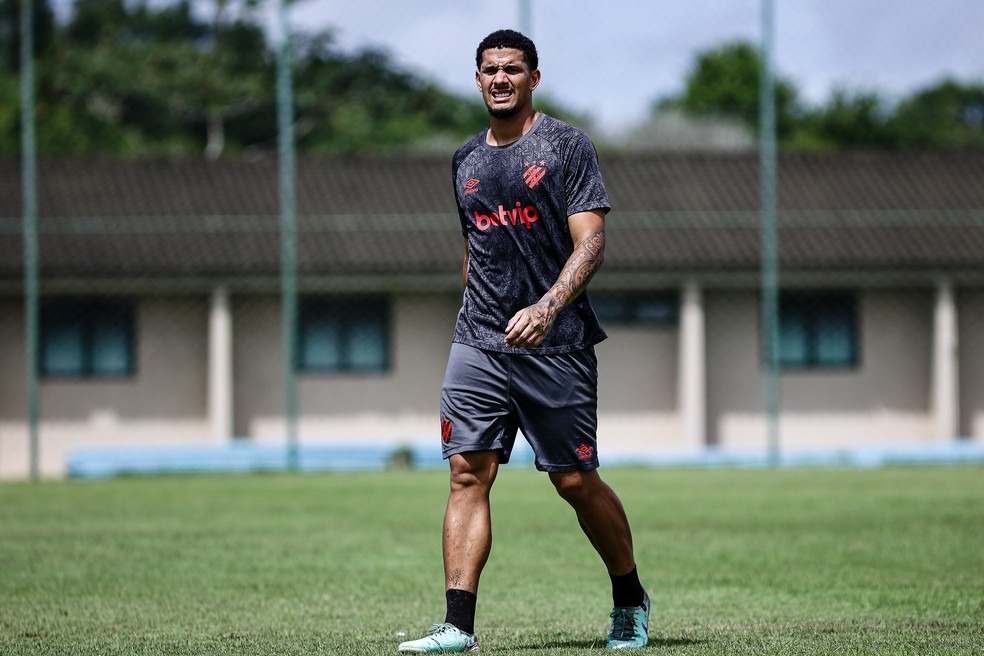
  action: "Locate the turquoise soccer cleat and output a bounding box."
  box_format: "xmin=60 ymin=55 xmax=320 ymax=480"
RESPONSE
xmin=606 ymin=592 xmax=650 ymax=649
xmin=397 ymin=623 xmax=479 ymax=653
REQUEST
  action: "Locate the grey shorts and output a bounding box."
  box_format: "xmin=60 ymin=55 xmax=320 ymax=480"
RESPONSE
xmin=439 ymin=342 xmax=600 ymax=472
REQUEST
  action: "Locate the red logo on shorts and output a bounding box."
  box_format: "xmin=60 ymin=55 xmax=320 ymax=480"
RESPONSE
xmin=575 ymin=444 xmax=595 ymax=461
xmin=441 ymin=413 xmax=454 ymax=443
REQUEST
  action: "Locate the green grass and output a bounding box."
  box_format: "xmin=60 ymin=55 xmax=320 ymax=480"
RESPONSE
xmin=1 ymin=466 xmax=982 ymax=655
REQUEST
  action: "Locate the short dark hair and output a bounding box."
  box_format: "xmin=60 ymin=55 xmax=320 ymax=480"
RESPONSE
xmin=475 ymin=29 xmax=538 ymax=71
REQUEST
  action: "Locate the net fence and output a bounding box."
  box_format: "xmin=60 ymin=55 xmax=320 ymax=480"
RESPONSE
xmin=2 ymin=1 xmax=983 ymax=478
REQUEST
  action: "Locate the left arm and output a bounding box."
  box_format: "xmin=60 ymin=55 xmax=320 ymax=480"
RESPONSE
xmin=504 ymin=209 xmax=606 ymax=348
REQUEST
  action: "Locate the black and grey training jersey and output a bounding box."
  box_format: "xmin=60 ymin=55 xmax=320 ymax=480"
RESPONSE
xmin=450 ymin=113 xmax=610 ymax=355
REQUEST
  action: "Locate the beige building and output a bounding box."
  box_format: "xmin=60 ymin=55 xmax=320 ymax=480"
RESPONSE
xmin=1 ymin=153 xmax=983 ymax=478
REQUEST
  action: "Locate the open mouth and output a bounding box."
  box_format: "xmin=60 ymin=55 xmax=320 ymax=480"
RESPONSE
xmin=490 ymin=88 xmax=513 ymax=102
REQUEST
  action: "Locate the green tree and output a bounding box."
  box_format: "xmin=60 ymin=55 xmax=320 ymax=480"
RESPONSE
xmin=292 ymin=34 xmax=487 ymax=155
xmin=661 ymin=41 xmax=799 ymax=141
xmin=35 ymin=0 xmax=272 ymax=156
xmin=195 ymin=0 xmax=271 ymax=159
xmin=0 ymin=0 xmax=591 ymax=157
xmin=0 ymin=74 xmax=18 ymax=152
xmin=792 ymin=88 xmax=895 ymax=150
xmin=0 ymin=0 xmax=56 ymax=156
xmin=889 ymin=78 xmax=984 ymax=149
xmin=0 ymin=0 xmax=55 ymax=72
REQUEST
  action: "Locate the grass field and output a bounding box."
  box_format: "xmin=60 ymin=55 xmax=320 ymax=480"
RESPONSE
xmin=1 ymin=466 xmax=982 ymax=655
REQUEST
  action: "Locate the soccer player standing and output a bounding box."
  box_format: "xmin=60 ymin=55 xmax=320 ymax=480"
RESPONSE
xmin=398 ymin=29 xmax=649 ymax=653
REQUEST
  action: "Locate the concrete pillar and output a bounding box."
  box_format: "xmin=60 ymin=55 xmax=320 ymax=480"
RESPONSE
xmin=931 ymin=279 xmax=959 ymax=439
xmin=208 ymin=285 xmax=234 ymax=440
xmin=679 ymin=281 xmax=707 ymax=447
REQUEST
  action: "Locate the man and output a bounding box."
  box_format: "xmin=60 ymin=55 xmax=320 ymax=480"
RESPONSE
xmin=398 ymin=29 xmax=649 ymax=653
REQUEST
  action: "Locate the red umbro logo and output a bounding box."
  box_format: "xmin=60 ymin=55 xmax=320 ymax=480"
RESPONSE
xmin=463 ymin=178 xmax=480 ymax=195
xmin=575 ymin=444 xmax=595 ymax=461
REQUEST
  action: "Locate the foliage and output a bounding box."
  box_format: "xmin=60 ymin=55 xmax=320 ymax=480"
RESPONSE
xmin=890 ymin=78 xmax=984 ymax=149
xmin=0 ymin=0 xmax=55 ymax=71
xmin=2 ymin=4 xmax=982 ymax=155
xmin=1 ymin=467 xmax=982 ymax=654
xmin=791 ymin=88 xmax=896 ymax=150
xmin=0 ymin=0 xmax=490 ymax=157
xmin=0 ymin=73 xmax=19 ymax=152
xmin=658 ymin=39 xmax=984 ymax=151
xmin=660 ymin=41 xmax=800 ymax=141
xmin=291 ymin=34 xmax=486 ymax=155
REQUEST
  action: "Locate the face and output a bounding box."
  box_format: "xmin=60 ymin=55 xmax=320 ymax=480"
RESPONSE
xmin=475 ymin=47 xmax=540 ymax=119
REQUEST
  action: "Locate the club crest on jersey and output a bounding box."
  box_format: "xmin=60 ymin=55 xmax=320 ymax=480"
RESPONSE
xmin=523 ymin=160 xmax=547 ymax=189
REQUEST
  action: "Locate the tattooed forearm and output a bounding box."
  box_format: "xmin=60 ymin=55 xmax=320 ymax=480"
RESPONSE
xmin=504 ymin=223 xmax=604 ymax=348
xmin=546 ymin=229 xmax=605 ymax=309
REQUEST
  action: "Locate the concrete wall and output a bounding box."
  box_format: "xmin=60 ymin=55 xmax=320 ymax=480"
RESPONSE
xmin=1 ymin=285 xmax=976 ymax=479
xmin=234 ymin=294 xmax=460 ymax=446
xmin=706 ymin=289 xmax=934 ymax=450
xmin=0 ymin=299 xmax=29 ymax=478
xmin=0 ymin=296 xmax=211 ymax=478
xmin=959 ymin=290 xmax=984 ymax=438
xmin=596 ymin=324 xmax=682 ymax=453
xmin=235 ymin=294 xmax=686 ymax=456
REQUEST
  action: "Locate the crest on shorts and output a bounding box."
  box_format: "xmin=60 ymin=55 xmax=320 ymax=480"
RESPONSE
xmin=441 ymin=413 xmax=454 ymax=443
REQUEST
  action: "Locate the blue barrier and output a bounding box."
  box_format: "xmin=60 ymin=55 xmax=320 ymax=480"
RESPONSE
xmin=603 ymin=440 xmax=984 ymax=469
xmin=67 ymin=442 xmax=446 ymax=478
xmin=67 ymin=439 xmax=983 ymax=479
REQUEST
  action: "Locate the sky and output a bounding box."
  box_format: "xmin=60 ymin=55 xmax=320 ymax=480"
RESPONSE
xmin=271 ymin=0 xmax=984 ymax=138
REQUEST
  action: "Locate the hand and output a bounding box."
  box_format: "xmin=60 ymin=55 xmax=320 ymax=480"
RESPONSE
xmin=504 ymin=298 xmax=558 ymax=348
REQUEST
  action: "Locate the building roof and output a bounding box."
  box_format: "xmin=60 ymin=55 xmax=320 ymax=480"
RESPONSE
xmin=2 ymin=152 xmax=983 ymax=286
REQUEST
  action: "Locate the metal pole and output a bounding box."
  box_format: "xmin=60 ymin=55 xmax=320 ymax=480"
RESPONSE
xmin=759 ymin=0 xmax=781 ymax=465
xmin=518 ymin=0 xmax=532 ymax=36
xmin=20 ymin=0 xmax=40 ymax=481
xmin=276 ymin=0 xmax=299 ymax=471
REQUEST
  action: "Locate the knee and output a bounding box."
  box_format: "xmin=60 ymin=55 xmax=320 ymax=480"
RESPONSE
xmin=449 ymin=452 xmax=497 ymax=492
xmin=449 ymin=466 xmax=484 ymax=492
xmin=550 ymin=470 xmax=593 ymax=505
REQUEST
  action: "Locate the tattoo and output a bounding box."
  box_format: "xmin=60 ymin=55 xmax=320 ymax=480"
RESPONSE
xmin=531 ymin=304 xmax=549 ymax=328
xmin=548 ymin=229 xmax=605 ymax=308
xmin=505 ymin=228 xmax=604 ymax=348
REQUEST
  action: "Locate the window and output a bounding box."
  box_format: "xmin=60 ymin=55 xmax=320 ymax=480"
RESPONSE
xmin=778 ymin=291 xmax=858 ymax=369
xmin=592 ymin=292 xmax=678 ymax=326
xmin=41 ymin=299 xmax=135 ymax=378
xmin=298 ymin=296 xmax=390 ymax=373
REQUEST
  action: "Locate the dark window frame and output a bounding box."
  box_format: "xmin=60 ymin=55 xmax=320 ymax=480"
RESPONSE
xmin=297 ymin=295 xmax=391 ymax=374
xmin=40 ymin=298 xmax=136 ymax=379
xmin=776 ymin=290 xmax=859 ymax=370
xmin=592 ymin=292 xmax=679 ymax=327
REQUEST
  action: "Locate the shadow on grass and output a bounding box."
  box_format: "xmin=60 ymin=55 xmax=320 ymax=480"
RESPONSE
xmin=515 ymin=637 xmax=707 ymax=650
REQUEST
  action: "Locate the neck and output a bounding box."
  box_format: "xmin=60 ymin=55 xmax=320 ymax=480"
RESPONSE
xmin=487 ymin=108 xmax=539 ymax=147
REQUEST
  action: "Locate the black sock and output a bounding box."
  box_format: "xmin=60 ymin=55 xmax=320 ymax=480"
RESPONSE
xmin=610 ymin=566 xmax=645 ymax=607
xmin=444 ymin=588 xmax=477 ymax=635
